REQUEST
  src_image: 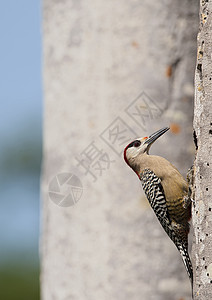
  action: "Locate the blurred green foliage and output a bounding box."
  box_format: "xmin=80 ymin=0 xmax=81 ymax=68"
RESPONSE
xmin=0 ymin=262 xmax=40 ymax=300
xmin=0 ymin=127 xmax=42 ymax=179
xmin=0 ymin=123 xmax=42 ymax=300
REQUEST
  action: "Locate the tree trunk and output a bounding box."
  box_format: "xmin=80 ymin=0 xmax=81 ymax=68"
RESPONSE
xmin=42 ymin=1 xmax=198 ymax=299
xmin=193 ymin=0 xmax=212 ymax=299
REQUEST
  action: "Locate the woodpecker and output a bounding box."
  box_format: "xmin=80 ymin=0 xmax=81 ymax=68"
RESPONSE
xmin=124 ymin=127 xmax=193 ymax=287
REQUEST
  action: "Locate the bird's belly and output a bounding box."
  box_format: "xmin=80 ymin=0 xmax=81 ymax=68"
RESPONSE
xmin=166 ymin=196 xmax=190 ymax=224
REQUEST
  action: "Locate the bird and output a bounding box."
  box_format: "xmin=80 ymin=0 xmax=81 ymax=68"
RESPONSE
xmin=123 ymin=127 xmax=193 ymax=288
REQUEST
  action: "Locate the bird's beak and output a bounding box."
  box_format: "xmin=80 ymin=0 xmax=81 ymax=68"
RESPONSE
xmin=144 ymin=127 xmax=170 ymax=146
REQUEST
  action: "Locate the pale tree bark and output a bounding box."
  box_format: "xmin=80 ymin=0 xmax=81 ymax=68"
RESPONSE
xmin=193 ymin=1 xmax=212 ymax=299
xmin=42 ymin=1 xmax=198 ymax=300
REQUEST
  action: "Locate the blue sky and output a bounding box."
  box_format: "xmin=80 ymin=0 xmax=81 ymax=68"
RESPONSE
xmin=0 ymin=0 xmax=42 ymax=138
xmin=0 ymin=1 xmax=42 ymax=263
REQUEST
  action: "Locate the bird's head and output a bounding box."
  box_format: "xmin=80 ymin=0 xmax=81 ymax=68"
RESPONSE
xmin=124 ymin=127 xmax=170 ymax=165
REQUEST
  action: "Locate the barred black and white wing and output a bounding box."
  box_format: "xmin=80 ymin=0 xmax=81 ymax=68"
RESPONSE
xmin=140 ymin=168 xmax=193 ymax=286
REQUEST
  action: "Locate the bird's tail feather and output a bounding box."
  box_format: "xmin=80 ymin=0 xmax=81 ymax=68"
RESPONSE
xmin=178 ymin=243 xmax=193 ymax=295
xmin=162 ymin=221 xmax=193 ymax=283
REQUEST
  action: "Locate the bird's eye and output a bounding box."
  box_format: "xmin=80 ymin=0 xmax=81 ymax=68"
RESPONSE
xmin=133 ymin=140 xmax=141 ymax=147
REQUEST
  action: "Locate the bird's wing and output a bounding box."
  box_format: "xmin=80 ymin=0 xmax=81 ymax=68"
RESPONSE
xmin=140 ymin=168 xmax=171 ymax=225
xmin=140 ymin=168 xmax=193 ymax=285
